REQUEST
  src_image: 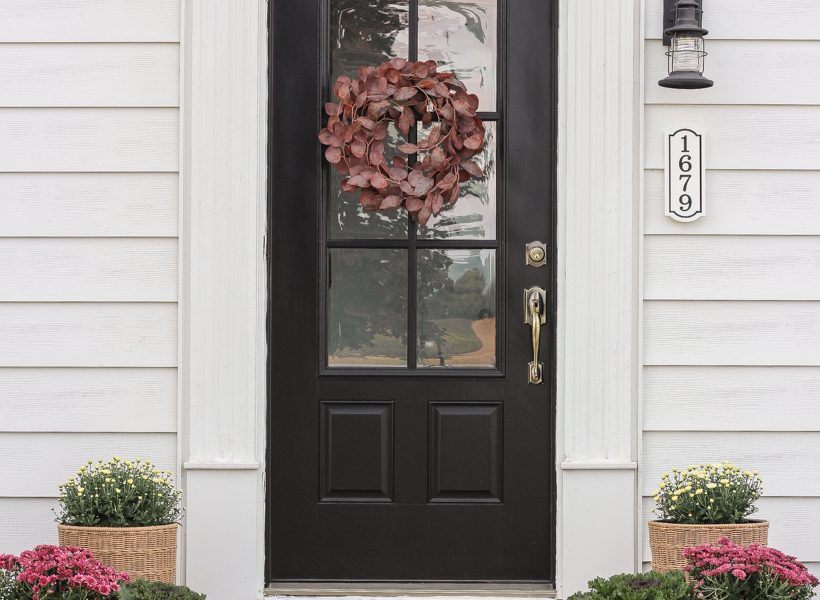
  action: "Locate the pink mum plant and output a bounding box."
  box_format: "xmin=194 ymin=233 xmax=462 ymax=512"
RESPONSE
xmin=684 ymin=537 xmax=818 ymax=600
xmin=0 ymin=545 xmax=128 ymax=600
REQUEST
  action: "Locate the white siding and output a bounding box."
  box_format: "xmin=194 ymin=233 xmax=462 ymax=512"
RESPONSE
xmin=0 ymin=2 xmax=180 ymax=554
xmin=642 ymin=3 xmax=820 ymax=586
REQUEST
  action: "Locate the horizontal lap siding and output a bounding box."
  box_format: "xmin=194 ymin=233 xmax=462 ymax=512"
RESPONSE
xmin=0 ymin=2 xmax=180 ymax=554
xmin=0 ymin=1 xmax=180 ymax=42
xmin=645 ymin=301 xmax=820 ymax=366
xmin=644 ymin=237 xmax=820 ymax=300
xmin=0 ymin=433 xmax=177 ymax=497
xmin=0 ymin=108 xmax=178 ymax=172
xmin=645 ymin=170 xmax=820 ymax=235
xmin=0 ymin=368 xmax=177 ymax=432
xmin=645 ymin=1 xmax=820 ymax=41
xmin=0 ymin=239 xmax=178 ymax=301
xmin=0 ymin=173 xmax=179 ymax=237
xmin=644 ymin=367 xmax=820 ymax=432
xmin=0 ymin=44 xmax=180 ymax=107
xmin=642 ymin=11 xmax=820 ymax=586
xmin=645 ymin=106 xmax=820 ymax=170
xmin=642 ymin=432 xmax=820 ymax=497
xmin=646 ymin=41 xmax=820 ymax=105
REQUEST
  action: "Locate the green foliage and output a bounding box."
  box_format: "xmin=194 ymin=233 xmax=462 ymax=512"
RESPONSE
xmin=567 ymin=571 xmax=695 ymax=600
xmin=652 ymin=461 xmax=763 ymax=524
xmin=119 ymin=580 xmax=205 ymax=600
xmin=57 ymin=457 xmax=181 ymax=527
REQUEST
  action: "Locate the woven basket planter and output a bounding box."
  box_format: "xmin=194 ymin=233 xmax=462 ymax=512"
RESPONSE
xmin=58 ymin=524 xmax=177 ymax=584
xmin=648 ymin=520 xmax=769 ymax=572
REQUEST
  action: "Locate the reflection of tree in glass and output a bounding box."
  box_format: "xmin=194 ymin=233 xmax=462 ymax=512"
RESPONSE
xmin=331 ymin=1 xmax=408 ymax=82
xmin=421 ymin=1 xmax=490 ymax=43
xmin=329 ymin=250 xmax=407 ymax=359
xmin=418 ymin=251 xmax=496 ymax=365
xmin=417 ymin=250 xmax=455 ymax=362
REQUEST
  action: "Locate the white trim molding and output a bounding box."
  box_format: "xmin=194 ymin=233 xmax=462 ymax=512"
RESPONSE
xmin=556 ymin=0 xmax=643 ymax=597
xmin=180 ymin=0 xmax=268 ymax=599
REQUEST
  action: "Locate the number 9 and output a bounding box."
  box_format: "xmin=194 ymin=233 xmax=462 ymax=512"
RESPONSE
xmin=679 ymin=194 xmax=692 ymax=212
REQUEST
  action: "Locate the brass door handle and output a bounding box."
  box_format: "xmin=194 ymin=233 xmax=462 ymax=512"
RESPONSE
xmin=524 ymin=287 xmax=547 ymax=385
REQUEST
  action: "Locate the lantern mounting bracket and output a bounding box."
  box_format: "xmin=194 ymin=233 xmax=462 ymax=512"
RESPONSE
xmin=663 ymin=0 xmax=703 ymax=45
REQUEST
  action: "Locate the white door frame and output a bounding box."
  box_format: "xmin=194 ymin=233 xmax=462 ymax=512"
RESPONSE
xmin=179 ymin=1 xmax=643 ymax=599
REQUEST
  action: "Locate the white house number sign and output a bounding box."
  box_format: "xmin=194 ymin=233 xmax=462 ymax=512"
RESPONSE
xmin=665 ymin=128 xmax=705 ymax=222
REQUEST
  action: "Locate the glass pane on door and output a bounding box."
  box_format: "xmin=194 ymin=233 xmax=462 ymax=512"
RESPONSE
xmin=418 ymin=122 xmax=497 ymax=240
xmin=328 ymin=249 xmax=408 ymax=367
xmin=417 ymin=249 xmax=496 ymax=368
xmin=329 ymin=1 xmax=410 ymax=239
xmin=331 ymin=0 xmax=410 ymax=82
xmin=418 ymin=0 xmax=498 ymax=111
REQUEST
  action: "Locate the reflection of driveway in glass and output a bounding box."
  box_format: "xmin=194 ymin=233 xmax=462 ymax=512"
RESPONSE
xmin=448 ymin=317 xmax=495 ymax=366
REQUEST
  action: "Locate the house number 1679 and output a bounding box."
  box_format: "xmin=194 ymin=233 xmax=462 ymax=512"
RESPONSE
xmin=665 ymin=128 xmax=705 ymax=222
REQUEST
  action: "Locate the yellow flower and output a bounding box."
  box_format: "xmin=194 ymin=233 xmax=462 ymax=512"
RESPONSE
xmin=115 ymin=488 xmax=121 ymax=494
xmin=653 ymin=495 xmax=660 ymax=502
xmin=77 ymin=487 xmax=85 ymax=493
xmin=706 ymin=483 xmax=717 ymax=489
xmin=671 ymin=495 xmax=679 ymax=501
xmin=113 ymin=456 xmax=121 ymax=462
xmin=720 ymin=478 xmax=730 ymax=484
xmin=127 ymin=479 xmax=134 ymax=485
xmin=695 ymin=489 xmax=703 ymax=495
xmin=105 ymin=477 xmax=112 ymax=483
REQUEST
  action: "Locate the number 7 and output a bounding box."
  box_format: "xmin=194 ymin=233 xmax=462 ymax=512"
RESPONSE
xmin=679 ymin=174 xmax=692 ymax=192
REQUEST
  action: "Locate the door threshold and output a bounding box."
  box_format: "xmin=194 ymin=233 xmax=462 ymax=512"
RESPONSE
xmin=265 ymin=582 xmax=556 ymax=598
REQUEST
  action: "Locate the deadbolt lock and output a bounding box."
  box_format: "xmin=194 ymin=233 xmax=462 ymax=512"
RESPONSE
xmin=525 ymin=241 xmax=547 ymax=267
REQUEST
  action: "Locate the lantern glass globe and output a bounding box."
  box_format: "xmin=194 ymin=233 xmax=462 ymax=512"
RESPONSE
xmin=670 ymin=34 xmax=704 ymax=73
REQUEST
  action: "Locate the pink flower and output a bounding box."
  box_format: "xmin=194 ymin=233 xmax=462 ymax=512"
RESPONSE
xmin=0 ymin=545 xmax=127 ymax=599
xmin=683 ymin=537 xmax=820 ymax=596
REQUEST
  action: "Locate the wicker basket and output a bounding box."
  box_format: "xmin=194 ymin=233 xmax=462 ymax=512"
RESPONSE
xmin=648 ymin=520 xmax=769 ymax=572
xmin=58 ymin=524 xmax=177 ymax=584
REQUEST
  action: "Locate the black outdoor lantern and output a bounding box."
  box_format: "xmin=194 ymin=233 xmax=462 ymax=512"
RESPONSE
xmin=659 ymin=0 xmax=714 ymax=89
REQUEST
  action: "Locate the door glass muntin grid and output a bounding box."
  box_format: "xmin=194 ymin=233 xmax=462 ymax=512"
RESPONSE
xmin=323 ymin=0 xmax=502 ymax=373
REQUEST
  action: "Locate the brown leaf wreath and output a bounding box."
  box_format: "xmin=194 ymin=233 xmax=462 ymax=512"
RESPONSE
xmin=319 ymin=58 xmax=486 ymax=225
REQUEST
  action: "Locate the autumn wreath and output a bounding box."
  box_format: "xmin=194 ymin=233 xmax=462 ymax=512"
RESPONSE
xmin=319 ymin=58 xmax=486 ymax=225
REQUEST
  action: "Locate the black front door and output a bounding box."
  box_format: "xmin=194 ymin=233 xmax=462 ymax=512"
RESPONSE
xmin=268 ymin=0 xmax=555 ymax=583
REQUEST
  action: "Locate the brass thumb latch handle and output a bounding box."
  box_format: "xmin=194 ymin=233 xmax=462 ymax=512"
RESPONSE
xmin=524 ymin=286 xmax=547 ymax=385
